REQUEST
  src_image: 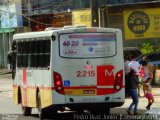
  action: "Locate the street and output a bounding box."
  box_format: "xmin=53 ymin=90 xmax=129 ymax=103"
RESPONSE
xmin=0 ymin=76 xmax=160 ymax=120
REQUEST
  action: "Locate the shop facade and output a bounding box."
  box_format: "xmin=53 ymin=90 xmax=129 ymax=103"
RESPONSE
xmin=0 ymin=3 xmax=23 ymax=68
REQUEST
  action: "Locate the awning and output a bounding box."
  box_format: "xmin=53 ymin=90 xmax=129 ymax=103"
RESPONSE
xmin=0 ymin=28 xmax=15 ymax=33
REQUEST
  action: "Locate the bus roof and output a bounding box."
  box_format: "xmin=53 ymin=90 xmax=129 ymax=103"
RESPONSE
xmin=13 ymin=30 xmax=55 ymax=41
xmin=13 ymin=27 xmax=121 ymax=41
xmin=13 ymin=25 xmax=87 ymax=41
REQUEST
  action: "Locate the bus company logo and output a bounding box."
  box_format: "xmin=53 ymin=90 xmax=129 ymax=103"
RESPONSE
xmin=105 ymin=69 xmax=113 ymax=76
xmin=127 ymin=11 xmax=150 ymax=34
xmin=88 ymin=47 xmax=94 ymax=52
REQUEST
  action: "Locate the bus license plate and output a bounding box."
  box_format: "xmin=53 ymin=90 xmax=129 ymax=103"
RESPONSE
xmin=83 ymin=90 xmax=95 ymax=94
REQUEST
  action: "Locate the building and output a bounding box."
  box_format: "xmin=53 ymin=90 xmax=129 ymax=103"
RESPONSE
xmin=99 ymin=1 xmax=160 ymax=48
xmin=0 ymin=0 xmax=24 ymax=68
xmin=0 ymin=0 xmax=159 ymax=68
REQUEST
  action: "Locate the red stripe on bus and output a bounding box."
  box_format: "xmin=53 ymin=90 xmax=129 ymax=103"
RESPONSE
xmin=97 ymin=88 xmax=114 ymax=95
xmin=64 ymin=86 xmax=97 ymax=89
xmin=17 ymin=85 xmax=125 ymax=95
xmin=23 ymin=68 xmax=26 ymax=85
xmin=23 ymin=68 xmax=27 ymax=106
xmin=18 ymin=85 xmax=125 ymax=89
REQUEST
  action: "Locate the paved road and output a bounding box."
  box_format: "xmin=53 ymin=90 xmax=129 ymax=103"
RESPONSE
xmin=0 ymin=77 xmax=160 ymax=120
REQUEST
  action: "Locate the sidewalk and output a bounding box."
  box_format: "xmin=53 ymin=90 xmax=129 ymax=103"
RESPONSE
xmin=120 ymin=86 xmax=160 ymax=115
xmin=0 ymin=69 xmax=12 ymax=79
xmin=0 ymin=69 xmax=12 ymax=98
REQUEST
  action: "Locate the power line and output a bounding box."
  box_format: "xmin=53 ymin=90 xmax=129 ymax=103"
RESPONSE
xmin=0 ymin=6 xmax=90 ymax=27
xmin=0 ymin=8 xmax=52 ymax=26
xmin=23 ymin=0 xmax=63 ymax=7
xmin=0 ymin=0 xmax=73 ymax=26
xmin=0 ymin=0 xmax=91 ymax=27
xmin=20 ymin=0 xmax=73 ymax=16
xmin=22 ymin=14 xmax=52 ymax=26
xmin=22 ymin=0 xmax=67 ymax=11
xmin=23 ymin=2 xmax=72 ymax=16
xmin=23 ymin=0 xmax=53 ymax=6
xmin=1 ymin=0 xmax=73 ymax=12
xmin=25 ymin=0 xmax=72 ymax=12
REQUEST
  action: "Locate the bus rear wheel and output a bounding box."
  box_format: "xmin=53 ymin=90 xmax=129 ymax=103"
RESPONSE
xmin=90 ymin=107 xmax=110 ymax=115
xmin=21 ymin=93 xmax=32 ymax=116
xmin=37 ymin=92 xmax=47 ymax=119
xmin=22 ymin=106 xmax=32 ymax=116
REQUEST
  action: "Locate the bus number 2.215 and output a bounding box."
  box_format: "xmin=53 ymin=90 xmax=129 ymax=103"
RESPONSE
xmin=76 ymin=70 xmax=95 ymax=77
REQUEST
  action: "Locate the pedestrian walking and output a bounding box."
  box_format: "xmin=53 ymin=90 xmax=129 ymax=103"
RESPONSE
xmin=124 ymin=55 xmax=130 ymax=97
xmin=144 ymin=78 xmax=154 ymax=110
xmin=128 ymin=55 xmax=141 ymax=96
xmin=127 ymin=70 xmax=140 ymax=115
xmin=139 ymin=59 xmax=153 ymax=96
xmin=140 ymin=56 xmax=153 ymax=83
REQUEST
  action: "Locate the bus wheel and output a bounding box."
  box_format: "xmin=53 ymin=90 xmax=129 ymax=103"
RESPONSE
xmin=76 ymin=110 xmax=84 ymax=114
xmin=90 ymin=108 xmax=110 ymax=115
xmin=37 ymin=92 xmax=46 ymax=119
xmin=106 ymin=108 xmax=110 ymax=114
xmin=22 ymin=106 xmax=32 ymax=116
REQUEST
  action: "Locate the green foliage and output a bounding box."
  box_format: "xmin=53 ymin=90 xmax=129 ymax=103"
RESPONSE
xmin=140 ymin=42 xmax=154 ymax=54
xmin=154 ymin=46 xmax=160 ymax=52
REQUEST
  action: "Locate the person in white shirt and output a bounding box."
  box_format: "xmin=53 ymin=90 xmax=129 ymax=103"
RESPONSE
xmin=128 ymin=55 xmax=140 ymax=96
xmin=124 ymin=55 xmax=131 ymax=97
xmin=124 ymin=56 xmax=130 ymax=75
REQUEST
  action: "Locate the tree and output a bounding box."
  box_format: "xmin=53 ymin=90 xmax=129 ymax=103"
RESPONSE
xmin=140 ymin=42 xmax=153 ymax=54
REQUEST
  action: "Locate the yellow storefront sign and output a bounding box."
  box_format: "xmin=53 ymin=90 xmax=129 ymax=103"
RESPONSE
xmin=72 ymin=9 xmax=91 ymax=27
xmin=124 ymin=8 xmax=160 ymax=40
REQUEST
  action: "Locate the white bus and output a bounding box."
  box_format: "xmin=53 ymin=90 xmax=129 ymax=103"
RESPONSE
xmin=9 ymin=26 xmax=125 ymax=119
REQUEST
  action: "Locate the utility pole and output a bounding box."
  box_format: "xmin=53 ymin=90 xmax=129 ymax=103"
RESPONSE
xmin=90 ymin=0 xmax=99 ymax=27
xmin=100 ymin=5 xmax=108 ymax=27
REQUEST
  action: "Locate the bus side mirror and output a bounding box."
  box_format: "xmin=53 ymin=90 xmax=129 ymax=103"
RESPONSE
xmin=52 ymin=35 xmax=56 ymax=41
xmin=8 ymin=51 xmax=13 ymax=64
xmin=7 ymin=50 xmax=17 ymax=64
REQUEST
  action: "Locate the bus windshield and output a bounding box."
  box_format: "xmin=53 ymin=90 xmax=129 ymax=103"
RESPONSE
xmin=59 ymin=32 xmax=116 ymax=58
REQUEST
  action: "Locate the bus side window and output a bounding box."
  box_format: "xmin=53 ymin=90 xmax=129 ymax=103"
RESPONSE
xmin=30 ymin=55 xmax=34 ymax=67
xmin=22 ymin=38 xmax=51 ymax=69
xmin=18 ymin=42 xmax=22 ymax=54
xmin=24 ymin=41 xmax=29 ymax=54
xmin=29 ymin=41 xmax=34 ymax=54
xmin=22 ymin=42 xmax=25 ymax=54
xmin=28 ymin=40 xmax=35 ymax=67
xmin=17 ymin=41 xmax=29 ymax=68
xmin=17 ymin=55 xmax=22 ymax=68
xmin=38 ymin=39 xmax=51 ymax=68
xmin=39 ymin=40 xmax=45 ymax=53
xmin=45 ymin=54 xmax=50 ymax=67
xmin=17 ymin=42 xmax=22 ymax=68
xmin=44 ymin=40 xmax=50 ymax=67
xmin=34 ymin=54 xmax=39 ymax=68
xmin=46 ymin=40 xmax=50 ymax=53
xmin=36 ymin=41 xmax=40 ymax=53
xmin=40 ymin=55 xmax=45 ymax=67
xmin=23 ymin=55 xmax=28 ymax=67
